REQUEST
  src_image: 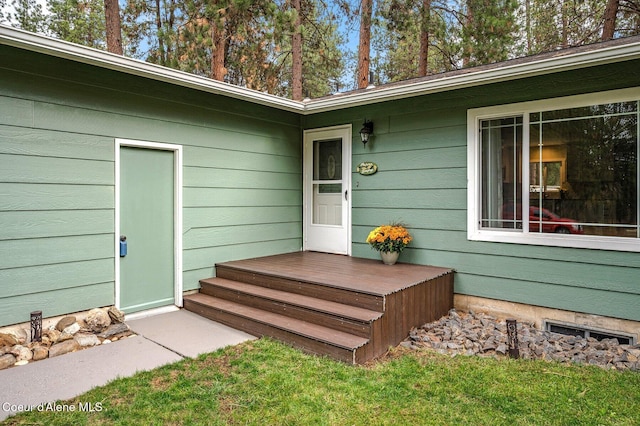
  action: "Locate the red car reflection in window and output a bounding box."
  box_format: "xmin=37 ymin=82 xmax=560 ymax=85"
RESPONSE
xmin=502 ymin=204 xmax=584 ymax=234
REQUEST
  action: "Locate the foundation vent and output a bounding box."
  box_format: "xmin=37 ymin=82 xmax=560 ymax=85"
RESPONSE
xmin=545 ymin=321 xmax=635 ymax=345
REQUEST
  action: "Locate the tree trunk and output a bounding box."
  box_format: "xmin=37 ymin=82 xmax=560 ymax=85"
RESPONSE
xmin=154 ymin=0 xmax=165 ymax=64
xmin=357 ymin=0 xmax=373 ymax=89
xmin=104 ymin=0 xmax=123 ymax=55
xmin=418 ymin=0 xmax=431 ymax=77
xmin=525 ymin=0 xmax=531 ymax=54
xmin=211 ymin=19 xmax=227 ymax=81
xmin=561 ymin=0 xmax=569 ymax=48
xmin=291 ymin=0 xmax=303 ymax=100
xmin=602 ymin=0 xmax=619 ymax=41
xmin=462 ymin=0 xmax=473 ymax=67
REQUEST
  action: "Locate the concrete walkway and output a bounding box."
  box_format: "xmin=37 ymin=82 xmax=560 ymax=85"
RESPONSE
xmin=0 ymin=310 xmax=255 ymax=421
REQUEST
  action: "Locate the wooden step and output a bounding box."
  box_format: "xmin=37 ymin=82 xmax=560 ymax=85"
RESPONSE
xmin=215 ymin=263 xmax=384 ymax=311
xmin=184 ymin=293 xmax=369 ymax=364
xmin=199 ymin=277 xmax=383 ymax=338
xmin=185 ymin=252 xmax=454 ymax=364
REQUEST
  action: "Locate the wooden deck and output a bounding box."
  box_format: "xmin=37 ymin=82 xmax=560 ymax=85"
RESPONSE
xmin=184 ymin=251 xmax=454 ymax=364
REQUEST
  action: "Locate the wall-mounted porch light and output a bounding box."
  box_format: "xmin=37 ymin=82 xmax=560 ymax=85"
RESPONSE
xmin=359 ymin=120 xmax=374 ymax=147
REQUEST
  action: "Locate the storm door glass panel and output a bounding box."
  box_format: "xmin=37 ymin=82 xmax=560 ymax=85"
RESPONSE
xmin=530 ymin=101 xmax=638 ymax=236
xmin=480 ymin=117 xmax=523 ymax=230
xmin=313 ymin=138 xmax=343 ymax=225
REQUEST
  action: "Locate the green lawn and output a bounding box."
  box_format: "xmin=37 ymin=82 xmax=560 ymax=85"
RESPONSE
xmin=4 ymin=338 xmax=639 ymax=425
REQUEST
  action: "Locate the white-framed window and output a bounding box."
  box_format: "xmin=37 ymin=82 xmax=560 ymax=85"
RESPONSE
xmin=467 ymin=88 xmax=640 ymax=252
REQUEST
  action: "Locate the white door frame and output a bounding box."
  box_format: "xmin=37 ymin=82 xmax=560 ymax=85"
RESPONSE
xmin=303 ymin=125 xmax=352 ymax=255
xmin=114 ymin=138 xmax=183 ymax=310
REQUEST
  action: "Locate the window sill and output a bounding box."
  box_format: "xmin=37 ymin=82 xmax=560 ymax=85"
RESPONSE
xmin=468 ymin=230 xmax=640 ymax=252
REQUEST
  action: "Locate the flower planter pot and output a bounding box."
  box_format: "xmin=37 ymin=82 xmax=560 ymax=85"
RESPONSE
xmin=380 ymin=251 xmax=399 ymax=265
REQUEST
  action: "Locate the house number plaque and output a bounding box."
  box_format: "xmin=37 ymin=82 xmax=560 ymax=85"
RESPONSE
xmin=356 ymin=162 xmax=378 ymax=176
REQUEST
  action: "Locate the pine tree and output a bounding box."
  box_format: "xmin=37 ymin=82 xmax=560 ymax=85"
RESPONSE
xmin=417 ymin=0 xmax=430 ymax=77
xmin=5 ymin=0 xmax=636 ymax=97
xmin=297 ymin=0 xmax=344 ymax=97
xmin=460 ymin=0 xmax=518 ymax=67
xmin=357 ymin=0 xmax=373 ymax=88
xmin=259 ymin=0 xmax=344 ymax=98
xmin=374 ymin=0 xmax=460 ymax=83
xmin=9 ymin=0 xmax=47 ymax=32
xmin=219 ymin=0 xmax=281 ymax=87
xmin=520 ymin=0 xmax=613 ymax=55
xmin=603 ymin=0 xmax=620 ymax=40
xmin=291 ymin=0 xmax=303 ymax=100
xmin=603 ymin=0 xmax=640 ymax=40
xmin=0 ymin=0 xmax=8 ymax=23
xmin=47 ymin=0 xmax=106 ymax=49
xmin=121 ymin=0 xmax=181 ymax=61
xmin=104 ymin=0 xmax=123 ymax=54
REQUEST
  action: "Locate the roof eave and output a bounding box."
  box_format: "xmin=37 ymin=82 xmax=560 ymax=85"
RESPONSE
xmin=2 ymin=26 xmax=640 ymax=115
xmin=0 ymin=25 xmax=305 ymax=113
xmin=304 ymin=40 xmax=640 ymax=114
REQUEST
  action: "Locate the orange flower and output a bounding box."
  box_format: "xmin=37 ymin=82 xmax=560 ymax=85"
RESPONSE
xmin=365 ymin=223 xmax=413 ymax=253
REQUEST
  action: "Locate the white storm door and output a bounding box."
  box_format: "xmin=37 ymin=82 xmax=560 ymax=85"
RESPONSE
xmin=303 ymin=125 xmax=352 ymax=255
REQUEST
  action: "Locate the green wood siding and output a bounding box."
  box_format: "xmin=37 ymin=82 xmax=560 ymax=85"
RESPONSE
xmin=305 ymin=59 xmax=640 ymax=322
xmin=0 ymin=46 xmax=301 ymax=326
xmin=2 ymin=41 xmax=639 ymax=326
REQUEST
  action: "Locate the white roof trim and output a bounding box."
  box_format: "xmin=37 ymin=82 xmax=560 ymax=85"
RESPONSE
xmin=0 ymin=25 xmax=304 ymax=113
xmin=2 ymin=25 xmax=640 ymax=115
xmin=306 ymin=39 xmax=640 ymax=113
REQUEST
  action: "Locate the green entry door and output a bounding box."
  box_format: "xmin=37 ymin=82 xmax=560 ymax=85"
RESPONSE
xmin=119 ymin=146 xmax=175 ymax=313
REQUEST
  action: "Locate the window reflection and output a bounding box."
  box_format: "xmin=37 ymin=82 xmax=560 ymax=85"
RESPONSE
xmin=530 ymin=102 xmax=638 ymax=237
xmin=480 ymin=100 xmax=639 ymax=238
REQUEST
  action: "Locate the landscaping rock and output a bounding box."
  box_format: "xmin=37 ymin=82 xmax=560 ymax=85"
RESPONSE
xmin=0 ymin=305 xmax=136 ymax=370
xmin=108 ymin=306 xmax=126 ymax=324
xmin=406 ymin=309 xmax=639 ymax=371
xmin=57 ymin=331 xmax=74 ymax=342
xmin=62 ymin=322 xmax=81 ymax=336
xmin=49 ymin=339 xmax=80 ymax=358
xmin=0 ymin=332 xmax=18 ymax=347
xmin=85 ymin=308 xmax=111 ymax=332
xmin=74 ymin=333 xmax=100 ymax=347
xmin=0 ymin=354 xmax=17 ymax=370
xmin=10 ymin=345 xmax=33 ymax=362
xmin=42 ymin=329 xmax=61 ymax=345
xmin=12 ymin=328 xmax=29 ymax=345
xmin=55 ymin=316 xmax=76 ymax=332
xmin=98 ymin=323 xmax=129 ymax=339
xmin=32 ymin=345 xmax=49 ymax=361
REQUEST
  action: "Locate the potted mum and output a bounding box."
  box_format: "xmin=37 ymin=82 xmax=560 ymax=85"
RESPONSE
xmin=366 ymin=223 xmax=412 ymax=265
